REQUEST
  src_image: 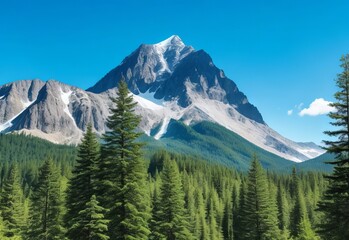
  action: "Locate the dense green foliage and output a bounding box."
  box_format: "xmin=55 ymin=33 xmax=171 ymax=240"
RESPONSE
xmin=151 ymin=156 xmax=193 ymax=239
xmin=26 ymin=160 xmax=65 ymax=240
xmin=0 ymin=164 xmax=24 ymax=238
xmin=0 ymin=133 xmax=331 ymax=239
xmin=0 ymin=71 xmax=346 ymax=239
xmin=71 ymin=195 xmax=109 ymax=240
xmin=239 ymin=156 xmax=280 ymax=239
xmin=317 ymin=54 xmax=349 ymax=239
xmin=98 ymin=80 xmax=150 ymax=239
xmin=0 ymin=133 xmax=76 ymax=167
xmin=65 ymin=124 xmax=101 ymax=239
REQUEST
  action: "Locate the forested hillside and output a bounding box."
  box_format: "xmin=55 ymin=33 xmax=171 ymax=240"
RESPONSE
xmin=0 ymin=134 xmax=327 ymax=239
xmin=0 ymin=73 xmax=347 ymax=240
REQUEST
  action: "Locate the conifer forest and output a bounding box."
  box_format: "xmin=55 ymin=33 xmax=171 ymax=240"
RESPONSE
xmin=0 ymin=55 xmax=349 ymax=240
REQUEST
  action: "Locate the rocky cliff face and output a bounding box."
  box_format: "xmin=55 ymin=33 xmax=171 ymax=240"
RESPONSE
xmin=0 ymin=80 xmax=110 ymax=143
xmin=0 ymin=36 xmax=325 ymax=161
xmin=88 ymin=35 xmax=194 ymax=94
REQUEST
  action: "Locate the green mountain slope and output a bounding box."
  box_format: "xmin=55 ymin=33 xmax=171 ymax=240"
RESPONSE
xmin=0 ymin=126 xmax=333 ymax=173
xmin=142 ymin=120 xmax=294 ymax=171
xmin=296 ymin=152 xmax=335 ymax=172
xmin=0 ymin=133 xmax=76 ymax=166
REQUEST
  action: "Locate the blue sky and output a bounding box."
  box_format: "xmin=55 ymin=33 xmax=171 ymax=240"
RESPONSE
xmin=1 ymin=0 xmax=349 ymax=144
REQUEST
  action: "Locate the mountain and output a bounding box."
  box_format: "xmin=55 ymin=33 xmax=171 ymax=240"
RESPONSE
xmin=88 ymin=35 xmax=263 ymax=124
xmin=296 ymin=152 xmax=335 ymax=172
xmin=141 ymin=120 xmax=296 ymax=171
xmin=0 ymin=35 xmax=325 ymax=163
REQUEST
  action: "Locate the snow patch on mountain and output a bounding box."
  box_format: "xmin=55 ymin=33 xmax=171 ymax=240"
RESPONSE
xmin=295 ymin=147 xmax=325 ymax=159
xmin=137 ymin=89 xmax=164 ymax=105
xmin=132 ymin=93 xmax=164 ymax=111
xmin=60 ymin=88 xmax=75 ymax=123
xmin=22 ymin=99 xmax=34 ymax=108
xmin=154 ymin=35 xmax=185 ymax=50
xmin=0 ymin=97 xmax=36 ymax=132
xmin=154 ymin=116 xmax=171 ymax=140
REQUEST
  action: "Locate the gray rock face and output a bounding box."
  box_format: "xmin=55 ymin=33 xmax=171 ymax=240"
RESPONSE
xmin=0 ymin=80 xmax=113 ymax=143
xmin=0 ymin=80 xmax=45 ymax=124
xmin=87 ymin=36 xmax=263 ymax=124
xmin=88 ymin=35 xmax=194 ymax=94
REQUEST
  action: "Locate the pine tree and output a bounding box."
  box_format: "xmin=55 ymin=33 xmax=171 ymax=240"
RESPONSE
xmin=317 ymin=54 xmax=349 ymax=239
xmin=277 ymin=183 xmax=290 ymax=239
xmin=290 ymin=170 xmax=317 ymax=239
xmin=234 ymin=180 xmax=247 ymax=240
xmin=195 ymin=187 xmax=209 ymax=240
xmin=296 ymin=217 xmax=319 ymax=240
xmin=222 ymin=200 xmax=233 ymax=240
xmin=149 ymin=179 xmax=165 ymax=240
xmin=241 ymin=156 xmax=281 ymax=240
xmin=208 ymin=199 xmax=222 ymax=240
xmin=290 ymin=168 xmax=307 ymax=238
xmin=97 ymin=79 xmax=150 ymax=239
xmin=26 ymin=159 xmax=64 ymax=240
xmin=71 ymin=195 xmax=109 ymax=240
xmin=155 ymin=158 xmax=193 ymax=240
xmin=0 ymin=163 xmax=24 ymax=238
xmin=65 ymin=124 xmax=100 ymax=239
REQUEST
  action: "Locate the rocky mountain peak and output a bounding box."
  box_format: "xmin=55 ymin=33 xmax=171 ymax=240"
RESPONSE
xmin=0 ymin=36 xmax=326 ymax=162
xmin=153 ymin=35 xmax=185 ymax=49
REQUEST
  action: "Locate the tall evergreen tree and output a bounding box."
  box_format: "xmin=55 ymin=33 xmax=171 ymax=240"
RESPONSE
xmin=222 ymin=200 xmax=233 ymax=240
xmin=149 ymin=178 xmax=165 ymax=240
xmin=65 ymin=124 xmax=100 ymax=239
xmin=277 ymin=183 xmax=290 ymax=238
xmin=290 ymin=170 xmax=318 ymax=240
xmin=154 ymin=158 xmax=193 ymax=240
xmin=0 ymin=163 xmax=24 ymax=238
xmin=318 ymin=54 xmax=349 ymax=239
xmin=26 ymin=159 xmax=64 ymax=240
xmin=98 ymin=79 xmax=150 ymax=239
xmin=71 ymin=195 xmax=109 ymax=240
xmin=290 ymin=168 xmax=307 ymax=237
xmin=234 ymin=180 xmax=246 ymax=240
xmin=194 ymin=187 xmax=209 ymax=240
xmin=240 ymin=156 xmax=281 ymax=240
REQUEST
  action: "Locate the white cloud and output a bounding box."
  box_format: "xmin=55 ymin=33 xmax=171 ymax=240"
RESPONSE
xmin=299 ymin=98 xmax=335 ymax=117
xmin=287 ymin=109 xmax=293 ymax=116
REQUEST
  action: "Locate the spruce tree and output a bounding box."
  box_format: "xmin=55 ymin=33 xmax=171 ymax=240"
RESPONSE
xmin=234 ymin=180 xmax=247 ymax=240
xmin=98 ymin=79 xmax=150 ymax=239
xmin=155 ymin=158 xmax=193 ymax=240
xmin=0 ymin=163 xmax=24 ymax=238
xmin=318 ymin=54 xmax=349 ymax=239
xmin=290 ymin=170 xmax=317 ymax=240
xmin=71 ymin=195 xmax=109 ymax=240
xmin=26 ymin=159 xmax=64 ymax=240
xmin=149 ymin=179 xmax=165 ymax=240
xmin=222 ymin=200 xmax=233 ymax=240
xmin=208 ymin=199 xmax=222 ymax=240
xmin=290 ymin=169 xmax=306 ymax=237
xmin=296 ymin=217 xmax=319 ymax=240
xmin=65 ymin=124 xmax=100 ymax=239
xmin=241 ymin=156 xmax=281 ymax=240
xmin=277 ymin=183 xmax=290 ymax=239
xmin=195 ymin=187 xmax=209 ymax=240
